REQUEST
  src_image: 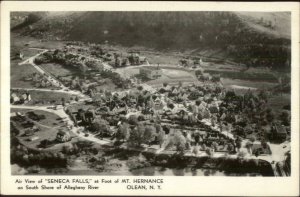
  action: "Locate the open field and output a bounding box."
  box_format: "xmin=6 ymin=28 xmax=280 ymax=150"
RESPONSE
xmin=204 ymin=69 xmax=278 ymax=83
xmin=39 ymin=63 xmax=80 ymax=77
xmin=11 ymin=62 xmax=38 ymax=88
xmin=12 ymin=89 xmax=76 ymax=105
xmin=143 ymin=52 xmax=181 ymax=65
xmin=267 ymin=94 xmax=290 ymax=115
xmin=28 ymin=90 xmax=75 ymax=104
xmin=11 ymin=33 xmax=65 ymax=51
xmin=221 ymin=78 xmax=277 ymax=92
xmin=11 ymin=108 xmax=66 ymax=127
xmin=11 ymin=109 xmax=70 ymax=150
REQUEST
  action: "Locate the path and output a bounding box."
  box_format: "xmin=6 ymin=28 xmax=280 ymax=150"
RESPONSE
xmin=11 ymin=105 xmax=110 ymax=145
xmin=17 ymin=48 xmax=89 ymax=100
xmin=13 ymin=46 xmax=289 ymax=176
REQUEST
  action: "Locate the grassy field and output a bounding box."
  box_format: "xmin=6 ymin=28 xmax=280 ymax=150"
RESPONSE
xmin=11 ymin=62 xmax=38 ymax=88
xmin=11 ymin=33 xmax=64 ymax=51
xmin=11 ymin=108 xmax=66 ymax=127
xmin=144 ymin=52 xmax=181 ymax=65
xmin=29 ymin=90 xmax=76 ymax=104
xmin=267 ymin=94 xmax=290 ymax=115
xmin=12 ymin=89 xmax=76 ymax=105
xmin=221 ymin=78 xmax=277 ymax=91
xmin=10 ymin=34 xmax=65 ymax=88
xmin=204 ymin=69 xmax=278 ymax=83
xmin=11 ymin=109 xmax=68 ymax=150
xmin=39 ymin=63 xmax=80 ymax=77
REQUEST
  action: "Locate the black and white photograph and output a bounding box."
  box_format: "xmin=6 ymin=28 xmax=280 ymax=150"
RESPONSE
xmin=9 ymin=10 xmax=293 ymax=177
xmin=1 ymin=1 xmax=299 ymax=196
xmin=10 ymin=11 xmax=292 ymax=176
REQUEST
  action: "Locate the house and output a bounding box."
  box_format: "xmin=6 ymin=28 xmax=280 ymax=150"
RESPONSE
xmin=56 ymin=130 xmax=71 ymax=142
xmin=18 ymin=52 xmax=24 ymax=60
xmin=111 ymin=106 xmax=127 ymax=115
xmin=24 ymin=126 xmax=38 ymax=136
xmin=20 ymin=93 xmax=29 ymax=103
xmin=270 ymin=123 xmax=287 ymax=141
xmin=251 ymin=141 xmax=272 ymax=155
xmin=11 ymin=93 xmax=20 ymax=104
xmin=140 ymin=66 xmax=162 ymax=80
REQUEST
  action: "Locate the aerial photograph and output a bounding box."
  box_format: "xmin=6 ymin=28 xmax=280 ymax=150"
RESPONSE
xmin=10 ymin=11 xmax=291 ymax=176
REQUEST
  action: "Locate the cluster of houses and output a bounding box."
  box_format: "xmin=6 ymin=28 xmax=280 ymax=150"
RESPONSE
xmin=72 ymin=76 xmax=291 ymax=156
xmin=11 ymin=42 xmax=289 ymax=157
xmin=113 ymin=52 xmax=148 ymax=68
xmin=23 ymin=72 xmax=60 ymax=88
xmin=11 ymin=92 xmax=32 ymax=104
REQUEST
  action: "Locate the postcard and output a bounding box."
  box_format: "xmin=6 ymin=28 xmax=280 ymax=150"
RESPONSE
xmin=1 ymin=1 xmax=299 ymax=196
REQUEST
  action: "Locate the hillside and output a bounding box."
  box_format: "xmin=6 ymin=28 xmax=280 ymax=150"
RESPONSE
xmin=11 ymin=11 xmax=291 ymax=71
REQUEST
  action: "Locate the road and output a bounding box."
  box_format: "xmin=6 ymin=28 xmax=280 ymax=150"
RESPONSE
xmin=18 ymin=48 xmax=88 ymax=99
xmin=11 ymin=105 xmax=110 ymax=145
xmin=13 ymin=46 xmax=290 ymax=176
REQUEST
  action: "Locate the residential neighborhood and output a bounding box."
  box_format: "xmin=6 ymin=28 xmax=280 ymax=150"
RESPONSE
xmin=9 ymin=11 xmax=292 ymax=177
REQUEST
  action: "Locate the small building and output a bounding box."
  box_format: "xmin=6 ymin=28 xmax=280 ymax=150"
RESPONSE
xmin=140 ymin=66 xmax=162 ymax=80
xmin=56 ymin=130 xmax=71 ymax=143
xmin=270 ymin=123 xmax=287 ymax=141
xmin=251 ymin=141 xmax=272 ymax=155
xmin=11 ymin=93 xmax=20 ymax=104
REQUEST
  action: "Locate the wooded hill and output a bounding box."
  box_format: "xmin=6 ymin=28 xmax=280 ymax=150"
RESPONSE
xmin=11 ymin=11 xmax=291 ymax=71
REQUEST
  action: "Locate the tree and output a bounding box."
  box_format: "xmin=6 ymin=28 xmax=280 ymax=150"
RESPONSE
xmin=116 ymin=122 xmax=130 ymax=142
xmin=143 ymin=125 xmax=156 ymax=146
xmin=61 ymin=97 xmax=66 ymax=106
xmin=26 ymin=13 xmax=42 ymax=24
xmin=266 ymin=108 xmax=275 ymax=123
xmin=128 ymin=123 xmax=145 ymax=147
xmin=90 ymin=118 xmax=110 ymax=136
xmin=212 ymin=141 xmax=218 ymax=151
xmin=280 ymin=110 xmax=290 ymax=126
xmin=245 ymin=141 xmax=253 ymax=154
xmin=227 ymin=143 xmax=234 ymax=153
xmin=157 ymin=130 xmax=165 ymax=148
xmin=193 ymin=145 xmax=199 ymax=156
xmin=137 ymin=86 xmax=144 ymax=91
xmin=168 ymin=103 xmax=175 ymax=109
xmin=205 ymin=147 xmax=213 ymax=156
xmin=173 ymin=132 xmax=186 ymax=153
xmin=260 ymin=139 xmax=268 ymax=149
xmin=128 ymin=115 xmax=138 ymax=125
xmin=39 ymin=139 xmax=52 ymax=148
xmin=237 ymin=150 xmax=247 ymax=158
xmin=258 ymin=89 xmax=268 ymax=102
xmin=192 ymin=131 xmax=201 ymax=145
xmin=235 ymin=138 xmax=242 ymax=151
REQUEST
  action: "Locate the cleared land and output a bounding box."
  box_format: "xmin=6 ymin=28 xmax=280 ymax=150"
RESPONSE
xmin=39 ymin=63 xmax=79 ymax=77
xmin=12 ymin=89 xmax=75 ymax=105
xmin=11 ymin=109 xmax=70 ymax=150
xmin=11 ymin=62 xmax=38 ymax=88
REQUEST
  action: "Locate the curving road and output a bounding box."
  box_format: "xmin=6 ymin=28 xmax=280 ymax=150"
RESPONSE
xmin=13 ymin=47 xmax=290 ymax=176
xmin=11 ymin=105 xmax=110 ymax=145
